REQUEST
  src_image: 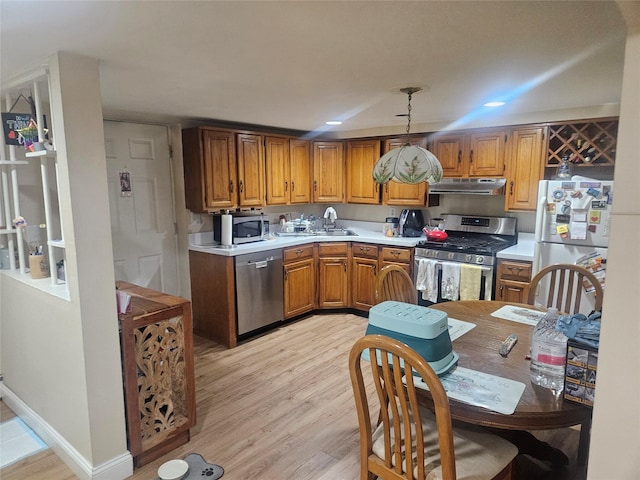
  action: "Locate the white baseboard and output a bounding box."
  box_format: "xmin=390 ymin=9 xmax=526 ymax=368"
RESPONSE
xmin=0 ymin=382 xmax=134 ymax=480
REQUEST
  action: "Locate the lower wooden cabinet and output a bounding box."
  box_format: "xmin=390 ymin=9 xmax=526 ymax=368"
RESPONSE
xmin=284 ymin=245 xmax=316 ymax=318
xmin=318 ymin=242 xmax=349 ymax=308
xmin=380 ymin=246 xmax=413 ymax=275
xmin=495 ymin=259 xmax=533 ymax=303
xmin=351 ymin=243 xmax=379 ymax=311
xmin=117 ymin=281 xmax=196 ymax=467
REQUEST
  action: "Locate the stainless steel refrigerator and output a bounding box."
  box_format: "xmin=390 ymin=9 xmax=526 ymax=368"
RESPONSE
xmin=532 ymin=177 xmax=612 ymax=313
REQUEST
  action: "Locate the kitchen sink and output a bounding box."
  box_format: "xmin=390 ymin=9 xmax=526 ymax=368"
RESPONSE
xmin=320 ymin=229 xmax=358 ymax=236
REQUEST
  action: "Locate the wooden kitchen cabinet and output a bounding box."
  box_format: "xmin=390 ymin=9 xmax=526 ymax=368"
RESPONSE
xmin=346 ymin=139 xmax=381 ymax=204
xmin=381 ymin=137 xmax=429 ymax=206
xmin=283 ymin=245 xmax=316 ymax=318
xmin=431 ymin=128 xmax=507 ymax=178
xmin=495 ymin=259 xmax=533 ymax=304
xmin=117 ymin=281 xmax=196 ymax=467
xmin=236 ymin=133 xmax=265 ymax=207
xmin=290 ymin=139 xmax=312 ymax=204
xmin=313 ymin=141 xmax=344 ymax=203
xmin=380 ymin=246 xmax=413 ymax=276
xmin=265 ymin=137 xmax=312 ymax=205
xmin=351 ymin=242 xmax=379 ymax=311
xmin=318 ymin=242 xmax=350 ymax=308
xmin=505 ymin=126 xmax=547 ymax=211
xmin=182 ymin=127 xmax=237 ymax=212
xmin=189 ymin=251 xmax=237 ymax=347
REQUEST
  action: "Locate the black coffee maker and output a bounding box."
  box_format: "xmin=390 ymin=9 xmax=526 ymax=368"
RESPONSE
xmin=399 ymin=209 xmax=425 ymax=237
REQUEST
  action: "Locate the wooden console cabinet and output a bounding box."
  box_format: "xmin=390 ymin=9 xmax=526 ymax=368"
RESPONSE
xmin=117 ymin=281 xmax=196 ymax=467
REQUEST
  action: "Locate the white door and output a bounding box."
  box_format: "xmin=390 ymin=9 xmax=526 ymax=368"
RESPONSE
xmin=104 ymin=121 xmax=179 ymax=294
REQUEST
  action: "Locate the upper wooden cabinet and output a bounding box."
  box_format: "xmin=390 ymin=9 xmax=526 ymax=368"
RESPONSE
xmin=236 ymin=133 xmax=265 ymax=207
xmin=505 ymin=126 xmax=547 ymax=211
xmin=431 ymin=128 xmax=508 ymax=178
xmin=381 ymin=137 xmax=429 ymax=206
xmin=313 ymin=141 xmax=344 ymax=203
xmin=182 ymin=127 xmax=265 ymax=212
xmin=183 ymin=127 xmax=237 ymax=212
xmin=290 ymin=139 xmax=312 ymax=204
xmin=346 ymin=139 xmax=381 ymax=204
xmin=265 ymin=137 xmax=312 ymax=205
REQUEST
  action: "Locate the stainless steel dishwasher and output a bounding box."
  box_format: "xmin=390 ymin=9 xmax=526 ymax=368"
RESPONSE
xmin=235 ymin=249 xmax=284 ymax=335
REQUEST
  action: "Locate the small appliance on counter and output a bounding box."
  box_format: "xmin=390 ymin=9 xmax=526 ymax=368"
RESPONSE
xmin=399 ymin=209 xmax=425 ymax=237
xmin=212 ymin=212 xmax=267 ymax=245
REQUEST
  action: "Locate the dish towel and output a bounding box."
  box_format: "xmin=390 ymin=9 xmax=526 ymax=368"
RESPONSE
xmin=441 ymin=262 xmax=460 ymax=300
xmin=460 ymin=264 xmax=483 ymax=300
xmin=416 ymin=258 xmax=437 ymax=303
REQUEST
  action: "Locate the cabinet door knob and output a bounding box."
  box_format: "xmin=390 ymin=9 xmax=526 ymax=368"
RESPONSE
xmin=285 ymin=181 xmax=288 ymax=192
xmin=229 ymin=180 xmax=234 ymax=193
xmin=510 ymin=180 xmax=514 ymax=195
xmin=457 ymin=150 xmax=462 ymax=163
xmin=469 ymin=149 xmax=474 ymax=164
xmin=291 ymin=181 xmax=295 ymax=192
xmin=239 ymin=180 xmax=244 ymax=193
xmin=314 ymin=180 xmax=317 ymax=191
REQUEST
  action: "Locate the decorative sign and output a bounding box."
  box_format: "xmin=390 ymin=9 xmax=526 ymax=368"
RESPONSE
xmin=2 ymin=113 xmax=46 ymax=147
xmin=119 ymin=171 xmax=132 ymax=197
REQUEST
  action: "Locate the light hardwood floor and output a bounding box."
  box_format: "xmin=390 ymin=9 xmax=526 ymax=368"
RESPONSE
xmin=1 ymin=312 xmax=585 ymax=480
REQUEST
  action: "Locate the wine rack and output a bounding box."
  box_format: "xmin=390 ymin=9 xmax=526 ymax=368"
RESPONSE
xmin=546 ymin=118 xmax=618 ymax=167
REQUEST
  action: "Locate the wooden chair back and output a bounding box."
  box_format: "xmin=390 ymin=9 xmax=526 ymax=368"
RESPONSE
xmin=349 ymin=334 xmax=457 ymax=480
xmin=375 ymin=264 xmax=417 ymax=305
xmin=527 ymin=263 xmax=603 ymax=314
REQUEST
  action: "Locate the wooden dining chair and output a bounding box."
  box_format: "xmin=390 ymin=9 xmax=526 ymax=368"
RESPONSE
xmin=527 ymin=263 xmax=604 ymax=314
xmin=375 ymin=264 xmax=417 ymax=304
xmin=349 ymin=334 xmax=518 ymax=480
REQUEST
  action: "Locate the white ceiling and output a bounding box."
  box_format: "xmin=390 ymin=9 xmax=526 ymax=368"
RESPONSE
xmin=0 ymin=1 xmax=627 ymax=135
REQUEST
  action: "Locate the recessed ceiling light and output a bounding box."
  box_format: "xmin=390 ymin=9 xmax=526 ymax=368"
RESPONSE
xmin=325 ymin=120 xmax=342 ymax=125
xmin=484 ymin=101 xmax=505 ymax=107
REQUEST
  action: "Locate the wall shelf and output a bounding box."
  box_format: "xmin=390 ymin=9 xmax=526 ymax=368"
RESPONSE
xmin=546 ymin=118 xmax=618 ymax=167
xmin=1 ymin=71 xmax=68 ymax=294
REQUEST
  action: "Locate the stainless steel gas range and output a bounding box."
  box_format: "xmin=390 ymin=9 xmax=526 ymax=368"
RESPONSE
xmin=414 ymin=214 xmax=518 ymax=305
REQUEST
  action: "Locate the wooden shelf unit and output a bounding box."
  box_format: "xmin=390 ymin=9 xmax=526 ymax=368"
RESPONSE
xmin=546 ymin=118 xmax=618 ymax=167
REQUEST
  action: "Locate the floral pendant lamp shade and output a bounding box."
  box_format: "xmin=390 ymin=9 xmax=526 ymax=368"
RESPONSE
xmin=372 ymin=87 xmax=443 ymax=185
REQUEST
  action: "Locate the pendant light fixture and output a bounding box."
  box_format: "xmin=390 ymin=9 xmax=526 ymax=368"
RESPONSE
xmin=372 ymin=87 xmax=443 ymax=184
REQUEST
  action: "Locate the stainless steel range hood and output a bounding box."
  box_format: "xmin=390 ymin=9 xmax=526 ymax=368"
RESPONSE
xmin=428 ymin=178 xmax=506 ymax=195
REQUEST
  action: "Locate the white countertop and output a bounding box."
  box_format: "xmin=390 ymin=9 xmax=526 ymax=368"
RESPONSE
xmin=496 ymin=232 xmax=535 ymax=261
xmin=189 ymin=221 xmax=538 ymax=260
xmin=189 ymin=221 xmax=423 ymax=256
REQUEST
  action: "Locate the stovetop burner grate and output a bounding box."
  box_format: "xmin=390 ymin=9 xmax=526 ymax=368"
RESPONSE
xmin=416 ymin=233 xmax=516 ymax=255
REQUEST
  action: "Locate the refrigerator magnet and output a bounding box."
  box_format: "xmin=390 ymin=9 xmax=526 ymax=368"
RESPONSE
xmin=586 ymin=188 xmax=601 ymax=198
xmin=545 ymin=202 xmax=556 ymax=214
xmin=551 ymin=188 xmax=566 ymax=201
xmin=556 ymin=224 xmax=569 ymax=238
xmin=588 ymin=225 xmax=597 ymax=233
xmin=589 ymin=211 xmax=601 ymax=224
xmin=591 ymin=200 xmax=607 ymax=209
xmin=556 ymin=214 xmax=571 ymax=224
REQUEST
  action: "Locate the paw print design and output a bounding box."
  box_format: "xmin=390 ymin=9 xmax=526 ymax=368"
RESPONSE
xmin=201 ymin=467 xmax=216 ymax=477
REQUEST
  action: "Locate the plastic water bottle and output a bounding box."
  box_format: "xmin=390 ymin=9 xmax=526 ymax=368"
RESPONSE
xmin=530 ymin=307 xmax=568 ymax=397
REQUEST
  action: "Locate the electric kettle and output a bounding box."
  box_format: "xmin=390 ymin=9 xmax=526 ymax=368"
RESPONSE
xmin=399 ymin=209 xmax=425 ymax=237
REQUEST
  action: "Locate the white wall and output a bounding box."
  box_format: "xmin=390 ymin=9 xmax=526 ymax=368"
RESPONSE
xmin=588 ymin=2 xmax=640 ymax=478
xmin=0 ymin=52 xmax=131 ymax=479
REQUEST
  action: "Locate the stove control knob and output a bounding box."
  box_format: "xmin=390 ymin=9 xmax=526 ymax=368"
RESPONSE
xmin=476 ymin=256 xmax=484 ymax=264
xmin=448 ymin=252 xmax=455 ymax=260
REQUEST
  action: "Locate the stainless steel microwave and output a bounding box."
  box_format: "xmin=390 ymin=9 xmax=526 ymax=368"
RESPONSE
xmin=213 ymin=213 xmax=267 ymax=245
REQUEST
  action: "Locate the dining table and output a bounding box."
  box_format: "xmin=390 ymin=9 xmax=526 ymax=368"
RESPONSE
xmin=421 ymin=300 xmax=593 ymax=466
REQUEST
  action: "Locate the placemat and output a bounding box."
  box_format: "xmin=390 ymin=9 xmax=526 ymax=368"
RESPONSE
xmin=408 ymin=366 xmax=526 ymax=415
xmin=491 ymin=305 xmax=545 ymax=326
